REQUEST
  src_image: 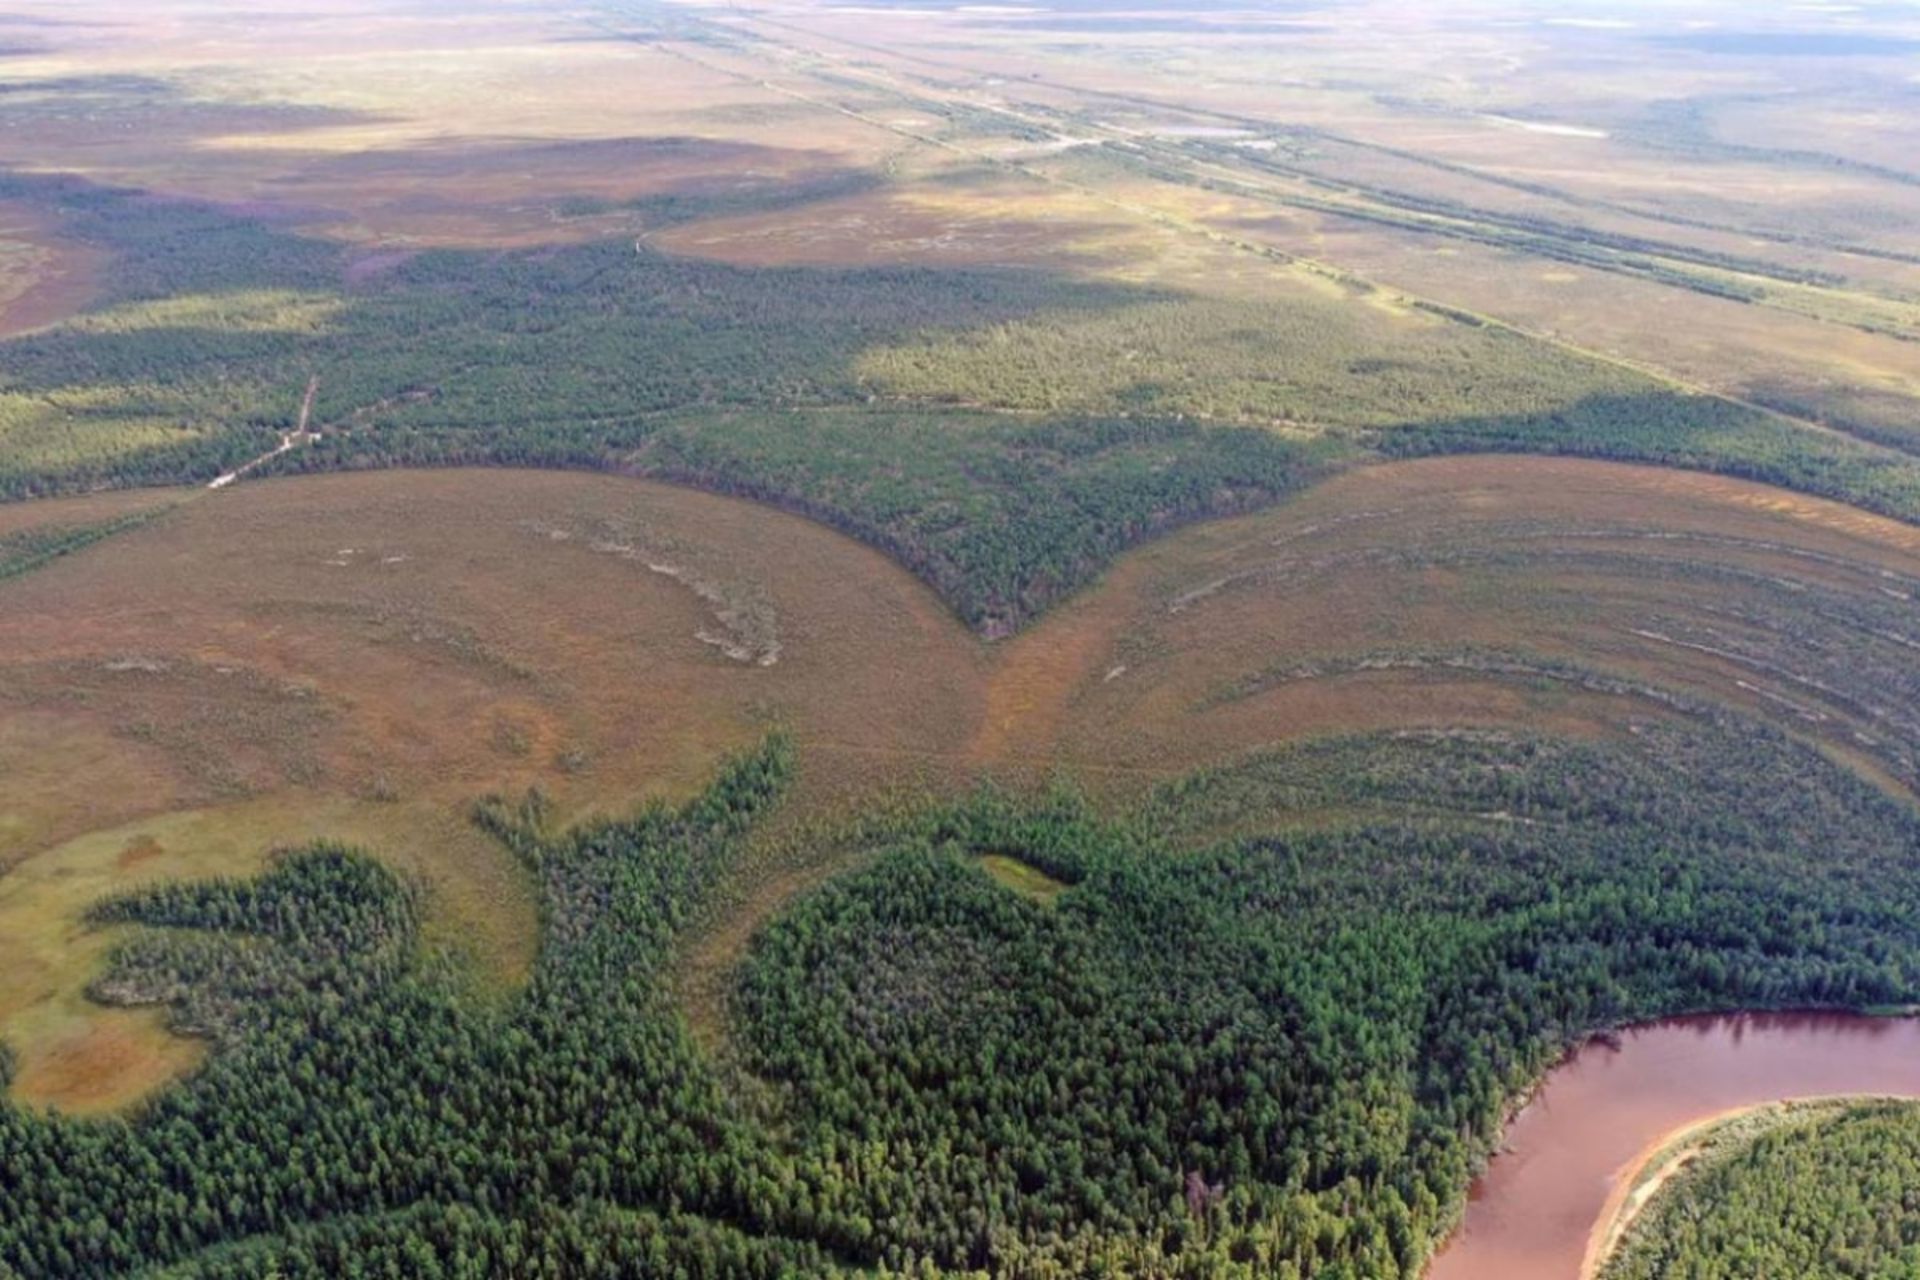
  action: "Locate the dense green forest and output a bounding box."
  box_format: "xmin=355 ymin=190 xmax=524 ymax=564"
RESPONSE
xmin=1603 ymin=1101 xmax=1920 ymax=1280
xmin=5 ymin=171 xmax=1920 ymax=629
xmin=6 ymin=712 xmax=1920 ymax=1277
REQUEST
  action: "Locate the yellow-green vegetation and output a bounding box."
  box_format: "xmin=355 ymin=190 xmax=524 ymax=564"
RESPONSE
xmin=0 ymin=795 xmax=538 ymax=1113
xmin=978 ymin=852 xmax=1069 ymax=903
xmin=1601 ymin=1099 xmax=1920 ymax=1280
xmin=0 ymin=388 xmax=213 ymax=478
xmin=856 ymin=292 xmax=1633 ymax=427
xmin=51 ymin=291 xmax=344 ymax=336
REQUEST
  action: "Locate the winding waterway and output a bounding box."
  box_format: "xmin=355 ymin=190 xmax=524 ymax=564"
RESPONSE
xmin=1426 ymin=1012 xmax=1920 ymax=1280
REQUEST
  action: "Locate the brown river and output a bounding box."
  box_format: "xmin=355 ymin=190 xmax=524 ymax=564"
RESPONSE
xmin=1426 ymin=1012 xmax=1920 ymax=1280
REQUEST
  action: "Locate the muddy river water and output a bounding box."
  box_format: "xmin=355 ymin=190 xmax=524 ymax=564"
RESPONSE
xmin=1426 ymin=1012 xmax=1920 ymax=1280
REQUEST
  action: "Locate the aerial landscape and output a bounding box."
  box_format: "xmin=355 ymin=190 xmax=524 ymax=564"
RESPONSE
xmin=2 ymin=0 xmax=1919 ymax=1275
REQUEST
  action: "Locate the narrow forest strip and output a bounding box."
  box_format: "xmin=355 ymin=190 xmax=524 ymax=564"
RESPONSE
xmin=0 ymin=506 xmax=170 ymax=585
